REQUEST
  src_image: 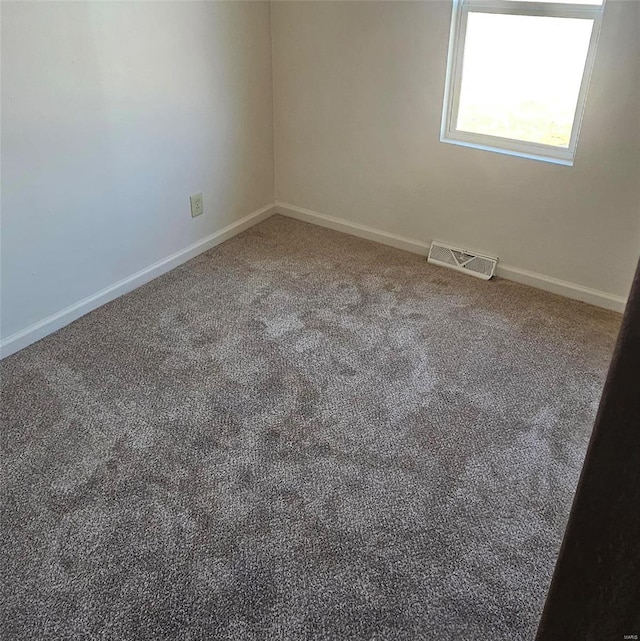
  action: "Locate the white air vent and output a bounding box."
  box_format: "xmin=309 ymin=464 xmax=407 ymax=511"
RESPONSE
xmin=427 ymin=241 xmax=497 ymax=280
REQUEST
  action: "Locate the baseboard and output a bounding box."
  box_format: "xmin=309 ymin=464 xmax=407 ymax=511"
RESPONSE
xmin=0 ymin=203 xmax=276 ymax=359
xmin=493 ymin=264 xmax=627 ymax=313
xmin=275 ymin=201 xmax=627 ymax=314
xmin=275 ymin=202 xmax=432 ymax=255
xmin=3 ymin=200 xmax=625 ymax=360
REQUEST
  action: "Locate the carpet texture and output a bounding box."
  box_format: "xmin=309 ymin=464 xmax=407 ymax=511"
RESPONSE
xmin=0 ymin=215 xmax=621 ymax=640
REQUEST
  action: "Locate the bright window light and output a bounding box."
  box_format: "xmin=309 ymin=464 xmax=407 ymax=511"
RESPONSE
xmin=441 ymin=0 xmax=606 ymax=165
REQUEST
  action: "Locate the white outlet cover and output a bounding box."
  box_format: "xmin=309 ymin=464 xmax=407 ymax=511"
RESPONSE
xmin=190 ymin=193 xmax=203 ymax=218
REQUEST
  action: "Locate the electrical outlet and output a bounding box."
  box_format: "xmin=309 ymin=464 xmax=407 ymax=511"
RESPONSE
xmin=190 ymin=193 xmax=204 ymax=218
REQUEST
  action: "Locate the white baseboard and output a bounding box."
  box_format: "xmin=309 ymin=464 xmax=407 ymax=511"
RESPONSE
xmin=2 ymin=199 xmax=625 ymax=360
xmin=276 ymin=202 xmax=432 ymax=255
xmin=0 ymin=203 xmax=275 ymax=359
xmin=493 ymin=264 xmax=627 ymax=313
xmin=275 ymin=201 xmax=627 ymax=314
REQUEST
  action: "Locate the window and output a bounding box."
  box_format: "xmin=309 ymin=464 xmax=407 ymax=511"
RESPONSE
xmin=441 ymin=0 xmax=605 ymax=165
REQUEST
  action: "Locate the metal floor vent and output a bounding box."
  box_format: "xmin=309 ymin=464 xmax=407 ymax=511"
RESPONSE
xmin=427 ymin=241 xmax=498 ymax=280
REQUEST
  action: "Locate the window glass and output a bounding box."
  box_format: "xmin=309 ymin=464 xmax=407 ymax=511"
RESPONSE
xmin=456 ymin=12 xmax=594 ymax=147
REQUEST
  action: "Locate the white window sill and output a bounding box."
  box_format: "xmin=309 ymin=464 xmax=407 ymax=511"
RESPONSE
xmin=440 ymin=134 xmax=575 ymax=167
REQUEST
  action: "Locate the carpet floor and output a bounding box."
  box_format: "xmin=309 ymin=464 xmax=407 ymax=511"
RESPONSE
xmin=1 ymin=215 xmax=621 ymax=640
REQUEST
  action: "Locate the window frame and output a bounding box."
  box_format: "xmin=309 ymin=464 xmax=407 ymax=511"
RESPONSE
xmin=440 ymin=0 xmax=606 ymax=166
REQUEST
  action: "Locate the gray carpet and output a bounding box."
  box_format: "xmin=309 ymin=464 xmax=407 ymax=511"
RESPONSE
xmin=0 ymin=215 xmax=621 ymax=640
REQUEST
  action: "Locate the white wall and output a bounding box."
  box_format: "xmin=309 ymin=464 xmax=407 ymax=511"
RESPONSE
xmin=272 ymin=0 xmax=640 ymax=301
xmin=2 ymin=0 xmax=638 ymax=352
xmin=1 ymin=1 xmax=274 ymax=344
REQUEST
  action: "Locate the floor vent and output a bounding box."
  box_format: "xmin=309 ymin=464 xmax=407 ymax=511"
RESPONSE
xmin=427 ymin=241 xmax=497 ymax=280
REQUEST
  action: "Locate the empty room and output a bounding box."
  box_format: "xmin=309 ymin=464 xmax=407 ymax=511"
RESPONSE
xmin=1 ymin=0 xmax=639 ymax=639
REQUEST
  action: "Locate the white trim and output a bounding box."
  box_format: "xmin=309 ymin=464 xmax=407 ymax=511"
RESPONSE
xmin=275 ymin=201 xmax=627 ymax=313
xmin=441 ymin=136 xmax=575 ymax=165
xmin=3 ymin=199 xmax=625 ymax=360
xmin=275 ymin=202 xmax=431 ymax=255
xmin=0 ymin=203 xmax=276 ymax=359
xmin=494 ymin=264 xmax=626 ymax=312
xmin=464 ymin=1 xmax=603 ymax=20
